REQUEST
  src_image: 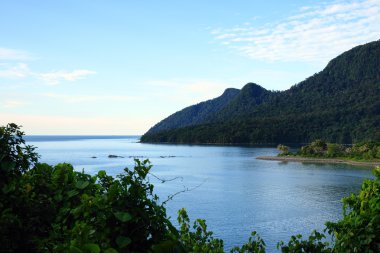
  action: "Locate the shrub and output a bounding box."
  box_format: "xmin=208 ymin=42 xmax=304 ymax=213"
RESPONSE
xmin=277 ymin=230 xmax=331 ymax=253
xmin=277 ymin=144 xmax=290 ymax=156
xmin=326 ymin=143 xmax=345 ymax=157
xmin=325 ymin=167 xmax=380 ymax=253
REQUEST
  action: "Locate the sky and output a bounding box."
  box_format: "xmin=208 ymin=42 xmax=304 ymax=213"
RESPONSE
xmin=0 ymin=0 xmax=379 ymax=134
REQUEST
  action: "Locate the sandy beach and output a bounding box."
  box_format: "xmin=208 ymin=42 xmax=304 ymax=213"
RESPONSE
xmin=256 ymin=156 xmax=380 ymax=167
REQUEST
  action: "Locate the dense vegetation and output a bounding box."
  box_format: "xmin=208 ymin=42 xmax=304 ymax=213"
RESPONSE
xmin=1 ymin=124 xmax=379 ymax=252
xmin=142 ymin=40 xmax=380 ymax=144
xmin=278 ymin=139 xmax=380 ymax=161
xmin=145 ymin=88 xmax=239 ymax=135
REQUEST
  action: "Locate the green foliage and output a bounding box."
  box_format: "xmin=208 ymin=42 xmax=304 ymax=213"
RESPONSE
xmin=298 ymin=140 xmax=380 ymax=161
xmin=1 ymin=124 xmax=177 ymax=252
xmin=230 ymin=232 xmax=266 ymax=253
xmin=277 ymin=231 xmax=331 ymax=253
xmin=145 ymin=88 xmax=240 ymax=135
xmin=326 ymin=143 xmax=345 ymax=158
xmin=0 ymin=123 xmax=39 ymax=252
xmin=177 ymin=208 xmax=224 ymax=252
xmin=299 ymin=140 xmax=328 ymax=157
xmin=325 ymin=167 xmax=380 ymax=253
xmin=142 ymin=40 xmax=380 ymax=144
xmin=0 ymin=158 xmax=178 ymax=252
xmin=277 ymin=144 xmax=290 ymax=156
xmin=0 ymin=123 xmax=38 ymax=184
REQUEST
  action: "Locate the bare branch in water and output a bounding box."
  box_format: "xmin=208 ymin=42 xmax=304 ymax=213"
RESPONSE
xmin=149 ymin=172 xmax=183 ymax=183
xmin=162 ymin=178 xmax=208 ymax=205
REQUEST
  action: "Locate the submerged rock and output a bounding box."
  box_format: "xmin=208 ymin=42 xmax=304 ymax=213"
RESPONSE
xmin=128 ymin=155 xmax=146 ymax=158
xmin=108 ymin=155 xmax=124 ymax=158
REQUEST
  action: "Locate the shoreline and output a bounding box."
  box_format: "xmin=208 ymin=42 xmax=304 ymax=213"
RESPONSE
xmin=256 ymin=156 xmax=380 ymax=167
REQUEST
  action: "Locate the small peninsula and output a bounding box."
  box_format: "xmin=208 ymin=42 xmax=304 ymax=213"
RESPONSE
xmin=256 ymin=156 xmax=380 ymax=167
xmin=258 ymin=140 xmax=380 ymax=167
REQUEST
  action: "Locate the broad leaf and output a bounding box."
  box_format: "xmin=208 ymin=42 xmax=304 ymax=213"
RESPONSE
xmin=114 ymin=211 xmax=132 ymax=222
xmin=116 ymin=236 xmax=131 ymax=248
xmin=76 ymin=180 xmax=90 ymax=189
xmin=83 ymin=243 xmax=100 ymax=253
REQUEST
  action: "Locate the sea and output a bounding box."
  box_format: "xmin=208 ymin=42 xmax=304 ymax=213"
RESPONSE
xmin=25 ymin=135 xmax=373 ymax=252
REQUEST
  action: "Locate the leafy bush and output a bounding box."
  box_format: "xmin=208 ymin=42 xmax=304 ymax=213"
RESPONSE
xmin=176 ymin=208 xmax=224 ymax=252
xmin=325 ymin=166 xmax=380 ymax=253
xmin=0 ymin=124 xmax=178 ymax=252
xmin=277 ymin=144 xmax=290 ymax=156
xmin=295 ymin=139 xmax=380 ymax=161
xmin=277 ymin=231 xmax=331 ymax=253
xmin=299 ymin=140 xmax=328 ymax=157
xmin=326 ymin=143 xmax=344 ymax=158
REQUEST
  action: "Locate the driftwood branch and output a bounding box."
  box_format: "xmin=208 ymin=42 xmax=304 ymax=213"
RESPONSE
xmin=162 ymin=178 xmax=208 ymax=205
xmin=149 ymin=172 xmax=183 ymax=183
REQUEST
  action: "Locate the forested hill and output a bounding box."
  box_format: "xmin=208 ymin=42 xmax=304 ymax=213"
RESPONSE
xmin=141 ymin=40 xmax=380 ymax=144
xmin=145 ymin=87 xmax=239 ymax=134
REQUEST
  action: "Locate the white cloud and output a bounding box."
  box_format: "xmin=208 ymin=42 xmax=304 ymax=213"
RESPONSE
xmin=0 ymin=63 xmax=31 ymax=78
xmin=3 ymin=100 xmax=27 ymax=109
xmin=147 ymin=79 xmax=235 ymax=104
xmin=38 ymin=69 xmax=96 ymax=85
xmin=43 ymin=93 xmax=139 ymax=103
xmin=0 ymin=113 xmax=149 ymax=135
xmin=0 ymin=63 xmax=96 ymax=85
xmin=0 ymin=48 xmax=32 ymax=60
xmin=212 ymin=0 xmax=380 ymax=65
xmin=0 ymin=47 xmax=95 ymax=84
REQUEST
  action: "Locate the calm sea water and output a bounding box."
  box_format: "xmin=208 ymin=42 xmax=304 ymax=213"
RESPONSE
xmin=25 ymin=136 xmax=373 ymax=252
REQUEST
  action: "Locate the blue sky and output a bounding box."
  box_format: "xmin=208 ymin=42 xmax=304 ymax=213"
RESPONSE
xmin=1 ymin=0 xmax=379 ymax=134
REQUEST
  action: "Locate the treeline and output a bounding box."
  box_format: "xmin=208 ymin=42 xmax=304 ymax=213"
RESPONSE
xmin=142 ymin=40 xmax=380 ymax=144
xmin=145 ymin=88 xmax=240 ymax=135
xmin=279 ymin=139 xmax=380 ymax=161
xmin=1 ymin=124 xmax=379 ymax=252
xmin=141 ymin=111 xmax=380 ymax=144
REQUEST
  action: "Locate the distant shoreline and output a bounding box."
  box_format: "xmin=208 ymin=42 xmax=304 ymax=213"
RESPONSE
xmin=256 ymin=156 xmax=380 ymax=167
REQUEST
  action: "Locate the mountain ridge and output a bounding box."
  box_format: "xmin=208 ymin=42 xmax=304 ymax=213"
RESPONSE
xmin=145 ymin=87 xmax=240 ymax=135
xmin=141 ymin=40 xmax=380 ymax=144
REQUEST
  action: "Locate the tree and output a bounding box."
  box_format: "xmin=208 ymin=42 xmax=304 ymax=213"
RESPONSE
xmin=277 ymin=144 xmax=290 ymax=155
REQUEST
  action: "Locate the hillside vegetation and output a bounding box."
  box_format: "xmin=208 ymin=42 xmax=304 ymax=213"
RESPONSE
xmin=142 ymin=40 xmax=380 ymax=144
xmin=278 ymin=139 xmax=380 ymax=161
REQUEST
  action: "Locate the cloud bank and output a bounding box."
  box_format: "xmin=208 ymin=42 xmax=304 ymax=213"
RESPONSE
xmin=38 ymin=69 xmax=96 ymax=85
xmin=0 ymin=62 xmax=96 ymax=85
xmin=148 ymin=79 xmax=234 ymax=104
xmin=212 ymin=0 xmax=380 ymax=64
xmin=0 ymin=48 xmax=32 ymax=60
xmin=43 ymin=93 xmax=138 ymax=103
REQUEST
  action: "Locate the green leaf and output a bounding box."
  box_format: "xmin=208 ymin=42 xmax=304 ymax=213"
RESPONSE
xmin=151 ymin=240 xmax=183 ymax=253
xmin=116 ymin=236 xmax=131 ymax=248
xmin=69 ymin=246 xmax=83 ymax=253
xmin=83 ymin=243 xmax=100 ymax=253
xmin=98 ymin=170 xmax=106 ymax=178
xmin=76 ymin=180 xmax=90 ymax=189
xmin=67 ymin=189 xmax=79 ymax=198
xmin=1 ymin=161 xmax=16 ymax=171
xmin=114 ymin=211 xmax=132 ymax=222
xmin=104 ymin=248 xmax=118 ymax=253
